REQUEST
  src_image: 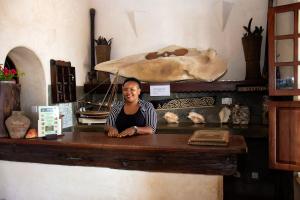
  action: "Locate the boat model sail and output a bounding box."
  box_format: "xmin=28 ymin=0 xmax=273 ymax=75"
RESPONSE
xmin=76 ymin=73 xmax=119 ymax=124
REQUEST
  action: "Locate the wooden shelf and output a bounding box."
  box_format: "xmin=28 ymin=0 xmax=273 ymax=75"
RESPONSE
xmin=51 ymin=59 xmax=76 ymax=103
xmin=84 ymin=79 xmax=267 ymax=94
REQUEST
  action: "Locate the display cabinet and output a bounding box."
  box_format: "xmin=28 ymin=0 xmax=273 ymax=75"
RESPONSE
xmin=50 ymin=59 xmax=76 ymax=103
xmin=268 ymin=2 xmax=300 ymax=171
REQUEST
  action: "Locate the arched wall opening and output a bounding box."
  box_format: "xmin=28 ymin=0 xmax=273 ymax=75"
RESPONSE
xmin=5 ymin=47 xmax=46 ymax=129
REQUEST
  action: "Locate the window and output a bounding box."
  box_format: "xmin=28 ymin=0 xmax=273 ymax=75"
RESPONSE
xmin=268 ymin=3 xmax=300 ymax=95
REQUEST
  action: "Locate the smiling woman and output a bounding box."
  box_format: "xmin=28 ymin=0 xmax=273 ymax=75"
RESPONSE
xmin=105 ymin=77 xmax=157 ymax=138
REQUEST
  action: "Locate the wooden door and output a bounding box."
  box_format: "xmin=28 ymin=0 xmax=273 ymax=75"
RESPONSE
xmin=269 ymin=101 xmax=300 ymax=171
xmin=268 ymin=2 xmax=300 ymax=170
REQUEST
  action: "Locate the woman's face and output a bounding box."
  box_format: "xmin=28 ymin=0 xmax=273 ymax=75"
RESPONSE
xmin=122 ymin=81 xmax=141 ymax=103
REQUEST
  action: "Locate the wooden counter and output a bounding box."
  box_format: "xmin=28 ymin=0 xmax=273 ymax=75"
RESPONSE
xmin=0 ymin=131 xmax=246 ymax=175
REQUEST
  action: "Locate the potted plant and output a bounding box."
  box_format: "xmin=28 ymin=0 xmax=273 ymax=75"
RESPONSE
xmin=0 ymin=64 xmax=22 ymax=137
xmin=95 ymin=36 xmax=112 ymax=83
xmin=0 ymin=64 xmax=18 ymax=82
xmin=242 ymin=18 xmax=264 ymax=80
xmin=95 ymin=36 xmax=112 ymax=63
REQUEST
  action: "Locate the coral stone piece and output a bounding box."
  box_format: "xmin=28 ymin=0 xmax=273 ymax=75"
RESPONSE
xmin=187 ymin=112 xmax=205 ymax=124
xmin=219 ymin=106 xmax=231 ymax=123
xmin=163 ymin=112 xmax=179 ymax=124
xmin=25 ymin=128 xmax=38 ymax=139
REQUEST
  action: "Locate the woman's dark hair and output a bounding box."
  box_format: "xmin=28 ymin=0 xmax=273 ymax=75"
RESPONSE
xmin=122 ymin=77 xmax=142 ymax=89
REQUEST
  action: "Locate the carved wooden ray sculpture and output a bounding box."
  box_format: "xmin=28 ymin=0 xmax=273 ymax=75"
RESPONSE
xmin=95 ymin=45 xmax=228 ymax=82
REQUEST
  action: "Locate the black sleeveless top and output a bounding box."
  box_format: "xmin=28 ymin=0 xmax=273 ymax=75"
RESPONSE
xmin=116 ymin=107 xmax=146 ymax=132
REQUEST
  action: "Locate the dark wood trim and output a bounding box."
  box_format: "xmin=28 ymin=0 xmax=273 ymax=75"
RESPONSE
xmin=269 ymin=89 xmax=300 ymax=96
xmin=275 ymin=34 xmax=295 ymax=40
xmin=271 ymin=2 xmax=300 ymax=13
xmin=90 ymin=8 xmax=96 ymax=70
xmin=269 ymin=101 xmax=277 ymax=169
xmin=268 ymin=7 xmax=276 ymax=95
xmin=84 ymin=80 xmax=267 ymax=94
xmin=294 ymin=9 xmax=299 ymax=89
xmin=274 ymin=61 xmax=295 ymax=66
xmin=0 ymin=132 xmax=246 ymax=175
xmin=274 ymin=34 xmax=300 ymax=40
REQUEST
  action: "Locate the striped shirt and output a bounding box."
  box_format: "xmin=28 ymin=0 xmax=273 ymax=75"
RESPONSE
xmin=106 ymin=99 xmax=158 ymax=133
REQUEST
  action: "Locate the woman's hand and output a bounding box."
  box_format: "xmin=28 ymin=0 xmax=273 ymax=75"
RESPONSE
xmin=107 ymin=127 xmax=119 ymax=137
xmin=118 ymin=127 xmax=136 ymax=138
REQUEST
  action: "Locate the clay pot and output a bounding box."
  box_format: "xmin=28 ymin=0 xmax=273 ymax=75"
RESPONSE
xmin=5 ymin=111 xmax=30 ymax=139
xmin=242 ymin=36 xmax=262 ymax=80
xmin=96 ymin=45 xmax=111 ymax=63
xmin=95 ymin=45 xmax=111 ymax=83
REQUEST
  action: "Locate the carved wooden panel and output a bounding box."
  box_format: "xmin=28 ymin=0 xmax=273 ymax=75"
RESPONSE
xmin=269 ymin=101 xmax=300 ymax=170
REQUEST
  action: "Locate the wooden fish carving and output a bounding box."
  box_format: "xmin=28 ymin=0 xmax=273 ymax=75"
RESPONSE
xmin=95 ymin=45 xmax=227 ymax=82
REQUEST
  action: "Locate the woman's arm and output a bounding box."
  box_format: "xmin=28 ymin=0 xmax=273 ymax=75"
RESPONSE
xmin=105 ymin=102 xmax=122 ymax=137
xmin=144 ymin=102 xmax=158 ymax=133
xmin=106 ymin=103 xmax=121 ymax=128
xmin=135 ymin=126 xmax=153 ymax=135
xmin=105 ymin=125 xmax=119 ymax=137
xmin=118 ymin=126 xmax=152 ymax=138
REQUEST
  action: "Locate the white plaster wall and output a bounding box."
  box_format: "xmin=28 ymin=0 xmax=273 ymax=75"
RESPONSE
xmin=8 ymin=47 xmax=45 ymax=129
xmin=0 ymin=160 xmax=222 ymax=200
xmin=0 ymin=0 xmax=91 ymax=88
xmin=91 ymin=0 xmax=268 ymax=81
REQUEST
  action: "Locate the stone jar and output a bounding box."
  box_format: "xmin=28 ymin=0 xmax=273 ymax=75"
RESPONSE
xmin=5 ymin=111 xmax=30 ymax=139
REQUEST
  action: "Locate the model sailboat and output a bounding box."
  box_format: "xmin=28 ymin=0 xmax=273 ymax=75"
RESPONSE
xmin=76 ymin=73 xmax=119 ymax=124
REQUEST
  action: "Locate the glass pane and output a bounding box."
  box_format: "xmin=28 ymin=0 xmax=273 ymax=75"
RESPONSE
xmin=275 ymin=39 xmax=294 ymax=62
xmin=276 ymin=66 xmax=294 ymax=89
xmin=275 ymin=11 xmax=294 ymax=35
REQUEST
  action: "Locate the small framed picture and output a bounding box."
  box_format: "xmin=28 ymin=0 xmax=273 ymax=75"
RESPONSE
xmin=38 ymin=106 xmax=61 ymax=137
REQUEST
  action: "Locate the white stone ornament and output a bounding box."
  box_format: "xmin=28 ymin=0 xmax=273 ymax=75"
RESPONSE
xmin=187 ymin=112 xmax=205 ymax=124
xmin=219 ymin=106 xmax=231 ymax=123
xmin=231 ymin=104 xmax=250 ymax=125
xmin=163 ymin=112 xmax=179 ymax=124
